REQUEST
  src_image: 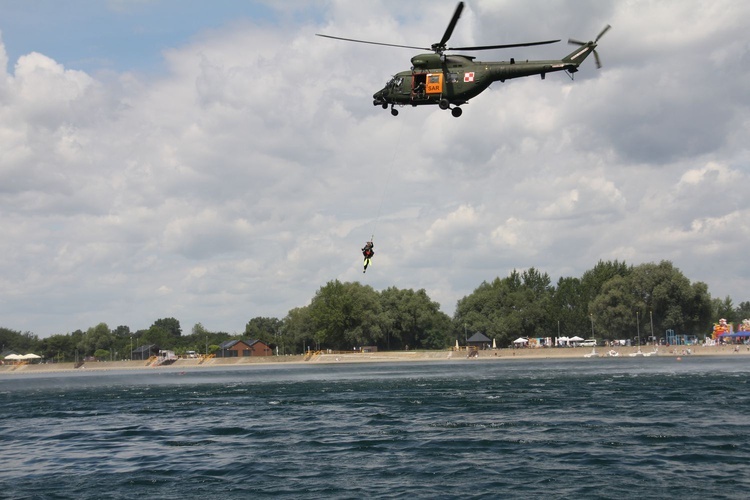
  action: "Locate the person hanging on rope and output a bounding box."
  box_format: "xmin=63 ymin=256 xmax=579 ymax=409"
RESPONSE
xmin=362 ymin=241 xmax=374 ymax=273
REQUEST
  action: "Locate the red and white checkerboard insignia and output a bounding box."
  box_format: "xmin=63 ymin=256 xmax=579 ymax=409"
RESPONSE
xmin=464 ymin=72 xmax=475 ymax=82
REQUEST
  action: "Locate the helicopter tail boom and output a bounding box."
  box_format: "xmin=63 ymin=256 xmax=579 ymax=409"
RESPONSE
xmin=562 ymin=42 xmax=596 ymax=67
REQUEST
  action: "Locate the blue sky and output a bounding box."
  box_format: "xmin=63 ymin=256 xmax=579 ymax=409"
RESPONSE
xmin=1 ymin=1 xmax=749 ymax=337
xmin=1 ymin=0 xmax=280 ymax=73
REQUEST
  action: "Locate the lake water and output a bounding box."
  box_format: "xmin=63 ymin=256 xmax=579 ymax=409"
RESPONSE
xmin=1 ymin=357 xmax=749 ymax=499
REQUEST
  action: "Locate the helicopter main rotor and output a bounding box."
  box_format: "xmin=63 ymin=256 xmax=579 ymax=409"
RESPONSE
xmin=316 ymin=1 xmax=560 ymax=55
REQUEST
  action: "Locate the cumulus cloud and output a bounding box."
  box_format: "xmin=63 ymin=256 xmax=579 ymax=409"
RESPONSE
xmin=1 ymin=0 xmax=749 ymax=337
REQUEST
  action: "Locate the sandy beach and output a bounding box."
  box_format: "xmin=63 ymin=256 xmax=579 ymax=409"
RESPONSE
xmin=2 ymin=344 xmax=748 ymax=375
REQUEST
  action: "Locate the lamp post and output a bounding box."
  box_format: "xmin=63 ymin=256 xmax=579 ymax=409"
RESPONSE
xmin=650 ymin=310 xmax=654 ymax=345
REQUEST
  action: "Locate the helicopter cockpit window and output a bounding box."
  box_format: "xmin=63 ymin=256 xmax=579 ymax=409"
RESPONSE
xmin=387 ymin=77 xmax=403 ymax=89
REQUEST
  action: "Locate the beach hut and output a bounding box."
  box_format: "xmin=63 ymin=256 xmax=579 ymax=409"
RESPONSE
xmin=467 ymin=332 xmax=492 ymax=350
xmin=132 ymin=344 xmax=159 ymax=360
xmin=217 ymin=339 xmax=272 ymax=357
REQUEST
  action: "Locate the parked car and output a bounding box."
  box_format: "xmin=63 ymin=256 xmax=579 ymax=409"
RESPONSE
xmin=580 ymin=339 xmax=597 ymax=347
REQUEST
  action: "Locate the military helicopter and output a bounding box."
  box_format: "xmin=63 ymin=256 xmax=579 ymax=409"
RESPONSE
xmin=317 ymin=2 xmax=609 ymax=117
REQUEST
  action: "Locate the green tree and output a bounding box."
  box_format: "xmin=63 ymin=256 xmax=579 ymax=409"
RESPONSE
xmin=713 ymin=296 xmax=735 ymax=322
xmin=590 ymin=274 xmax=640 ymax=340
xmin=39 ymin=334 xmax=76 ymax=362
xmin=550 ymin=276 xmax=588 ymax=338
xmin=307 ymin=280 xmax=382 ymax=350
xmin=454 ymin=268 xmax=554 ymax=347
xmin=79 ymin=323 xmax=113 ymax=357
xmin=0 ymin=328 xmax=39 ymax=354
xmin=630 ymin=261 xmax=712 ymax=336
xmin=93 ymin=349 xmax=110 ymax=361
xmin=282 ymin=306 xmax=314 ymax=354
xmin=379 ymin=287 xmax=451 ymax=350
xmin=580 ymin=260 xmax=631 ymax=308
xmin=151 ymin=318 xmax=182 ymax=338
xmin=245 ymin=317 xmax=283 ymax=346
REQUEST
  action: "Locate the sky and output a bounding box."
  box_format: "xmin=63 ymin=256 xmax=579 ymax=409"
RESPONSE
xmin=1 ymin=0 xmax=749 ymax=338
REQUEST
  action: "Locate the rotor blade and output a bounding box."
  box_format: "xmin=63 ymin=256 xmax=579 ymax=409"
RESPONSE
xmin=438 ymin=2 xmax=465 ymax=48
xmin=595 ymin=24 xmax=611 ymax=42
xmin=568 ymin=38 xmax=586 ymax=46
xmin=315 ymin=34 xmax=428 ymax=51
xmin=449 ymin=39 xmax=560 ymax=51
xmin=594 ymin=50 xmax=602 ymax=69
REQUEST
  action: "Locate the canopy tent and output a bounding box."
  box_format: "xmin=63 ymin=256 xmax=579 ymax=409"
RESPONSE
xmin=4 ymin=354 xmax=22 ymax=360
xmin=513 ymin=337 xmax=529 ymax=344
xmin=21 ymin=353 xmax=41 ymax=359
xmin=569 ymin=336 xmax=585 ymax=342
xmin=721 ymin=332 xmax=750 ymax=338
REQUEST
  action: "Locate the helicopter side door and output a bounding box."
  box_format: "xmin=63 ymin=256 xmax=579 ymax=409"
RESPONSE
xmin=425 ymin=73 xmax=443 ymax=94
xmin=412 ymin=72 xmax=443 ymax=102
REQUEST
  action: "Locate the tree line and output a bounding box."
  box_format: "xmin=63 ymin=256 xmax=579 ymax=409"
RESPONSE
xmin=2 ymin=260 xmax=748 ymax=361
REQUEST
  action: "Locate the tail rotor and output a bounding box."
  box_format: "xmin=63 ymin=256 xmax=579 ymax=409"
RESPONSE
xmin=568 ymin=24 xmax=610 ymax=69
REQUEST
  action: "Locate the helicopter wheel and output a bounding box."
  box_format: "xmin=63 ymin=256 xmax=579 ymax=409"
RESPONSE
xmin=439 ymin=99 xmax=450 ymax=110
xmin=382 ymin=103 xmax=388 ymax=109
xmin=390 ymin=107 xmax=399 ymax=116
xmin=451 ymin=107 xmax=463 ymax=117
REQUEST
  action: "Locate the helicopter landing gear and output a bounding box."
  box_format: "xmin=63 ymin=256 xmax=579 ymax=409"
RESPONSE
xmin=439 ymin=98 xmax=462 ymax=117
xmin=381 ymin=102 xmax=388 ymax=109
xmin=390 ymin=106 xmax=399 ymax=116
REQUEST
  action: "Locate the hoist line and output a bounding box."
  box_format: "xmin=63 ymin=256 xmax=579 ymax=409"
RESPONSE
xmin=369 ymin=118 xmax=404 ymax=243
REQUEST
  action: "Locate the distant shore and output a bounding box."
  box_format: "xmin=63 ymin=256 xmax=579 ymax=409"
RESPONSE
xmin=2 ymin=344 xmax=748 ymax=375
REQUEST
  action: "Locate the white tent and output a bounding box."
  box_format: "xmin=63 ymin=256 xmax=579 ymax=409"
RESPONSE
xmin=4 ymin=354 xmax=22 ymax=360
xmin=21 ymin=353 xmax=41 ymax=359
xmin=569 ymin=336 xmax=584 ymax=342
xmin=513 ymin=337 xmax=529 ymax=344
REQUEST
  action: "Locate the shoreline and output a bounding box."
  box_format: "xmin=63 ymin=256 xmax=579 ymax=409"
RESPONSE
xmin=2 ymin=344 xmax=748 ymax=375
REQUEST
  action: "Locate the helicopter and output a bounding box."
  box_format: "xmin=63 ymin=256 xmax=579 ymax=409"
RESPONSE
xmin=317 ymin=2 xmax=609 ymax=117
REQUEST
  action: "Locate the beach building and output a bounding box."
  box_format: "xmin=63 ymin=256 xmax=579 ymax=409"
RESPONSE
xmin=467 ymin=332 xmax=492 ymax=350
xmin=217 ymin=339 xmax=272 ymax=358
xmin=131 ymin=344 xmax=159 ymax=360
